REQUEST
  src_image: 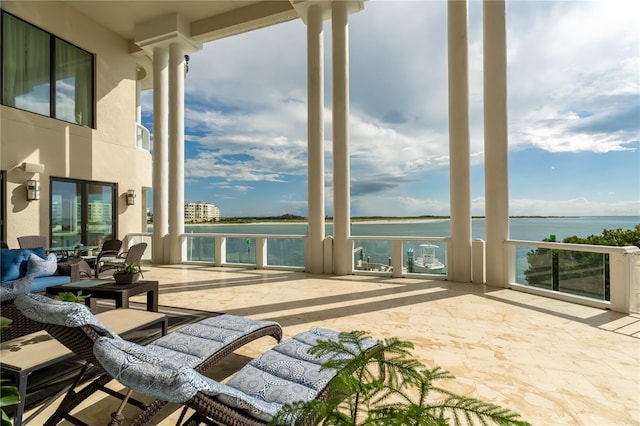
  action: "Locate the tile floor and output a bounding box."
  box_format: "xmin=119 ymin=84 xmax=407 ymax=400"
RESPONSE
xmin=24 ymin=265 xmax=640 ymax=425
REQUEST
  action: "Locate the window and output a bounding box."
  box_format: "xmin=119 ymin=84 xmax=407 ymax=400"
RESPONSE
xmin=51 ymin=179 xmax=116 ymax=248
xmin=1 ymin=11 xmax=94 ymax=127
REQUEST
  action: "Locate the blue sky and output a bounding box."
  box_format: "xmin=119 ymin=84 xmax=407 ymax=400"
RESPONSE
xmin=142 ymin=0 xmax=640 ymax=218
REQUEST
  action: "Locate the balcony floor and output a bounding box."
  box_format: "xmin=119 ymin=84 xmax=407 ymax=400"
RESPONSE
xmin=26 ymin=264 xmax=640 ymax=425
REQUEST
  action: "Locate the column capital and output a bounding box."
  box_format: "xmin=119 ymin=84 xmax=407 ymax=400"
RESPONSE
xmin=291 ymin=0 xmax=365 ymax=24
xmin=135 ymin=13 xmax=202 ymax=55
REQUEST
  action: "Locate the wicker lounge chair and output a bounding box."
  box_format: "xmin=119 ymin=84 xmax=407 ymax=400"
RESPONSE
xmin=14 ymin=293 xmax=283 ymax=426
xmin=93 ymin=329 xmax=378 ymax=426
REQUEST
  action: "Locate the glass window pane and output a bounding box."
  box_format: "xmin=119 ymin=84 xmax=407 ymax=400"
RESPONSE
xmin=51 ymin=181 xmax=82 ymax=248
xmin=55 ymin=39 xmax=92 ymax=126
xmin=87 ymin=183 xmax=114 ymax=245
xmin=2 ymin=13 xmax=50 ymax=115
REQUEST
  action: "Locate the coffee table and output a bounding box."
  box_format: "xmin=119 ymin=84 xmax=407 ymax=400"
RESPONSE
xmin=46 ymin=279 xmax=159 ymax=312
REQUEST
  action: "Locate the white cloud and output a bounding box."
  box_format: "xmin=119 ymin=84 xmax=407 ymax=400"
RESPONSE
xmin=506 ymin=0 xmax=640 ymax=153
xmin=154 ymin=0 xmax=639 ymax=217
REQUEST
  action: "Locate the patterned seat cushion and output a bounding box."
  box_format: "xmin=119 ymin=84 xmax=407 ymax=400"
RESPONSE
xmin=14 ymin=293 xmax=113 ymax=336
xmin=93 ymin=327 xmax=377 ymax=423
xmin=143 ymin=314 xmax=280 ymax=368
xmin=0 ymin=273 xmax=34 ymax=302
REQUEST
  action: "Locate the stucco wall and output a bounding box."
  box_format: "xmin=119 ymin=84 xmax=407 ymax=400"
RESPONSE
xmin=1 ymin=1 xmax=152 ymax=246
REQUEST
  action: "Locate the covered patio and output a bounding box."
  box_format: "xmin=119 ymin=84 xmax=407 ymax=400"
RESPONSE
xmin=23 ymin=265 xmax=640 ymax=425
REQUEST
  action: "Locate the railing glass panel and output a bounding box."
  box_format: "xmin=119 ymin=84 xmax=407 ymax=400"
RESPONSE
xmin=353 ymin=239 xmax=393 ymax=272
xmin=267 ymin=238 xmax=305 ymax=267
xmin=136 ymin=123 xmax=150 ymax=151
xmin=351 ymin=238 xmax=448 ymax=275
xmin=558 ymin=251 xmax=607 ymax=300
xmin=513 ymin=245 xmax=608 ymax=301
xmin=404 ymin=241 xmax=447 ymax=276
xmin=517 ymin=246 xmax=553 ymax=290
xmin=226 ymin=237 xmax=257 ymax=265
xmin=186 ymin=236 xmax=215 ymax=262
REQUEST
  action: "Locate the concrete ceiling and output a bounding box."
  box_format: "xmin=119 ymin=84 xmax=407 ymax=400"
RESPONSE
xmin=65 ymin=1 xmax=299 ymax=43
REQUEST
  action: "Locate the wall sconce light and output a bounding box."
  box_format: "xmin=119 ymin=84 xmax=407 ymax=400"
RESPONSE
xmin=126 ymin=189 xmax=137 ymax=206
xmin=27 ymin=180 xmax=40 ymax=201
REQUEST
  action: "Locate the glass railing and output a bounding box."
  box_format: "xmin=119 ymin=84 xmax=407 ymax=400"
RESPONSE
xmin=124 ymin=232 xmax=639 ymax=313
xmin=183 ymin=233 xmax=306 ymax=269
xmin=136 ymin=123 xmax=150 ymax=152
xmin=507 ymin=240 xmax=639 ymax=311
xmin=514 ymin=245 xmax=607 ymax=300
xmin=351 ymin=237 xmax=448 ymax=277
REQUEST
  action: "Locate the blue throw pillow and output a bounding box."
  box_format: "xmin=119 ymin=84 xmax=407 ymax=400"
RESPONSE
xmin=27 ymin=253 xmax=58 ymax=278
xmin=1 ymin=248 xmax=47 ymax=282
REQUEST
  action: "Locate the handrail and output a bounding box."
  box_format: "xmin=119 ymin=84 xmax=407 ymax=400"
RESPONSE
xmin=125 ymin=232 xmax=639 ymax=313
xmin=506 ymin=239 xmax=639 ymax=313
xmin=506 ymin=239 xmax=639 ymax=255
xmin=184 ymin=233 xmax=302 ymax=239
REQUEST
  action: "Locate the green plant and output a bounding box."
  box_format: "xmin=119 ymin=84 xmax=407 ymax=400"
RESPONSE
xmin=0 ymin=317 xmax=12 ymax=332
xmin=115 ymin=263 xmax=140 ymax=274
xmin=1 ymin=379 xmax=20 ymax=426
xmin=51 ymin=291 xmax=91 ymax=304
xmin=272 ymin=331 xmax=530 ymax=426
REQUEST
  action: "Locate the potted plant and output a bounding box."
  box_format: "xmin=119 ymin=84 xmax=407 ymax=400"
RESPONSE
xmin=272 ymin=331 xmax=530 ymax=426
xmin=112 ymin=263 xmax=140 ymax=284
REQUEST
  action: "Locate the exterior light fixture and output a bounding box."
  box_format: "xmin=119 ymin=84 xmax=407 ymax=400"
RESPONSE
xmin=126 ymin=189 xmax=136 ymax=206
xmin=27 ymin=180 xmax=40 ymax=201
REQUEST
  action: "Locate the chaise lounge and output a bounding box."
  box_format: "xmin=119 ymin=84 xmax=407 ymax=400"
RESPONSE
xmin=14 ymin=293 xmax=283 ymax=425
xmin=15 ymin=293 xmax=378 ymax=425
xmin=93 ymin=327 xmax=377 ymax=425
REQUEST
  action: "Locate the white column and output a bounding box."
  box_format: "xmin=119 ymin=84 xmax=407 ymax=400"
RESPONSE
xmin=306 ymin=5 xmax=325 ymax=274
xmin=168 ymin=43 xmax=185 ymax=264
xmin=448 ymin=0 xmax=472 ymax=283
xmin=332 ymin=1 xmax=351 ymax=275
xmin=152 ymin=46 xmax=169 ymax=264
xmin=483 ymin=0 xmax=509 ymax=287
xmin=135 ymin=80 xmax=142 ymax=124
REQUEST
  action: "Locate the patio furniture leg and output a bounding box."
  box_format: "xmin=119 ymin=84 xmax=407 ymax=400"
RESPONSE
xmin=109 ymin=389 xmax=133 ymax=426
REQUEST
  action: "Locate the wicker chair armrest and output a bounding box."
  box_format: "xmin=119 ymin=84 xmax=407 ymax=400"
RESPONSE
xmin=96 ymin=250 xmax=121 ymax=262
xmin=57 ymin=262 xmax=81 ymax=282
xmin=69 ymin=262 xmax=80 ymax=282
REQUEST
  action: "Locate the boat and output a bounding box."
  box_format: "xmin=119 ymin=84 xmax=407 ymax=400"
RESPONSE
xmin=407 ymin=243 xmax=445 ymax=273
xmin=353 ymin=246 xmax=393 ymax=272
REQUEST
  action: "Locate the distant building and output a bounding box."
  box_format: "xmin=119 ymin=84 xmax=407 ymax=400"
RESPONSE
xmin=184 ymin=201 xmax=220 ymax=222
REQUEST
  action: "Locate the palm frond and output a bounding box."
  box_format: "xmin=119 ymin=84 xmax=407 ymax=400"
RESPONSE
xmin=273 ymin=331 xmax=531 ymax=426
xmin=433 ymin=396 xmax=531 ymax=426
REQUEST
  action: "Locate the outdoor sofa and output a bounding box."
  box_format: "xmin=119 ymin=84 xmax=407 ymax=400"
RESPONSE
xmin=1 ymin=247 xmax=78 ymax=292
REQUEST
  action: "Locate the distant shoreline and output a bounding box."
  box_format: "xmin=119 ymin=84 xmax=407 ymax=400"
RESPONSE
xmin=183 ymin=218 xmax=452 ymax=226
xmin=175 ymin=215 xmax=582 ymax=227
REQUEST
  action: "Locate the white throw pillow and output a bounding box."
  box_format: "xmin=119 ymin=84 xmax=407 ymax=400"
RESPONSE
xmin=27 ymin=253 xmax=58 ymax=278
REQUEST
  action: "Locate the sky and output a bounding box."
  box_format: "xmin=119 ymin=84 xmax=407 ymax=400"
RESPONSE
xmin=142 ymin=0 xmax=640 ymax=218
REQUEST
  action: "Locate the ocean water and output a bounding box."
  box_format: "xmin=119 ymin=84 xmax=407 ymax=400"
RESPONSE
xmin=182 ymin=216 xmax=639 ymax=242
xmin=176 ymin=216 xmax=638 ymax=293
